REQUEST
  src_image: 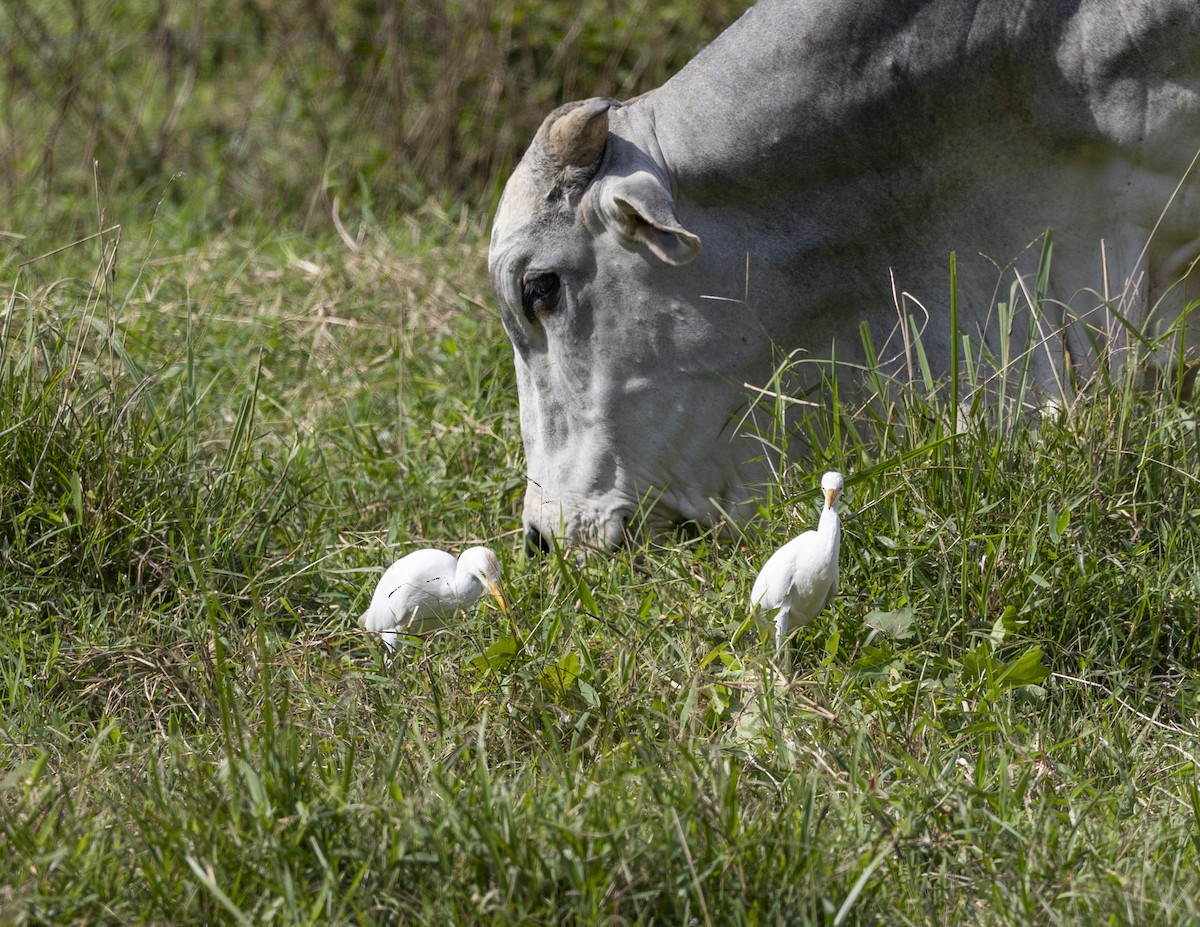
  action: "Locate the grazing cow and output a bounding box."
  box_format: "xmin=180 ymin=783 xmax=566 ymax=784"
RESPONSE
xmin=489 ymin=0 xmax=1200 ymax=550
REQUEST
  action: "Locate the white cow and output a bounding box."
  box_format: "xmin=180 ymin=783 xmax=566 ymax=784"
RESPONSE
xmin=489 ymin=0 xmax=1200 ymax=550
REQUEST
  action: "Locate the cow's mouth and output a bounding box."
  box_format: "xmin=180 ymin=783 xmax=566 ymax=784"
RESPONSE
xmin=523 ymin=512 xmax=631 ymax=556
xmin=524 ymin=522 xmax=554 ymax=556
xmin=523 ymin=495 xmax=706 ymax=555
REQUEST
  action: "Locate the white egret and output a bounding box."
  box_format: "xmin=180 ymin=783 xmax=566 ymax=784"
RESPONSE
xmin=750 ymin=471 xmax=844 ymax=650
xmin=359 ymin=546 xmax=507 ymax=649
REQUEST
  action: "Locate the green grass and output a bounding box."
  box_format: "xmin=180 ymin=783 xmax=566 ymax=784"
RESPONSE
xmin=0 ymin=0 xmax=751 ymax=224
xmin=5 ymin=196 xmax=1200 ymax=924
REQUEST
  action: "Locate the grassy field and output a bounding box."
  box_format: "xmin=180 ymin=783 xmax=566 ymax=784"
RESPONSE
xmin=5 ymin=3 xmax=1200 ymax=925
xmin=4 ymin=194 xmax=1200 ymax=925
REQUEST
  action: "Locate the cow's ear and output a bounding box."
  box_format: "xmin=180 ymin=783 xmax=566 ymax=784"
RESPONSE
xmin=602 ymin=173 xmax=701 ymax=266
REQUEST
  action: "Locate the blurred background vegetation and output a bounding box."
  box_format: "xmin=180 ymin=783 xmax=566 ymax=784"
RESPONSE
xmin=0 ymin=0 xmax=752 ymax=235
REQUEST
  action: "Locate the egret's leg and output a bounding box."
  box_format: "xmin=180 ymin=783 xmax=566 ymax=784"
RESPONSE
xmin=774 ymin=606 xmax=791 ymax=650
xmin=382 ymin=630 xmax=397 ymax=651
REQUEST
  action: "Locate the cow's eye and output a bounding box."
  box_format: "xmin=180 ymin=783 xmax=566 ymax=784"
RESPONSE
xmin=521 ymin=272 xmax=560 ymax=319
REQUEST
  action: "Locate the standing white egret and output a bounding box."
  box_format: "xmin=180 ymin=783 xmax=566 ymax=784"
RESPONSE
xmin=359 ymin=546 xmax=507 ymax=649
xmin=750 ymin=471 xmax=844 ymax=650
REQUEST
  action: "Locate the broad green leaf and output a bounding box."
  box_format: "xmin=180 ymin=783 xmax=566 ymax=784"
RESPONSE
xmin=698 ymin=644 xmax=743 ymax=672
xmin=540 ymin=651 xmax=581 ymax=698
xmin=574 ymin=573 xmax=600 ymax=615
xmin=997 ymin=646 xmax=1050 ymax=690
xmin=851 ymin=645 xmax=905 ymax=675
xmin=1054 ymin=506 xmax=1071 ymax=541
xmin=960 ymin=642 xmax=1000 ymax=683
xmin=863 ymin=607 xmax=916 ymax=640
xmin=467 ymin=636 xmax=518 ymax=674
xmin=706 ymin=683 xmax=732 ymax=719
xmin=577 ymin=679 xmax=601 ymax=708
xmin=824 ymin=628 xmax=841 ymax=664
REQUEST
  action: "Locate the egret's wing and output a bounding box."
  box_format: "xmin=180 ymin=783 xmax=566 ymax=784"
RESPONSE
xmin=401 ymin=601 xmax=455 ymax=634
xmin=751 ymin=531 xmax=815 ymax=611
xmin=389 ymin=581 xmax=455 ymax=632
xmin=360 ymin=558 xmax=410 ymax=631
xmin=783 ymin=534 xmax=837 ymax=624
xmin=822 ymin=559 xmax=840 ymax=610
xmin=360 ymin=550 xmax=457 ymax=632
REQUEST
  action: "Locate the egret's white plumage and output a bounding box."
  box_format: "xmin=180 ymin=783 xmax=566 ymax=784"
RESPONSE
xmin=750 ymin=471 xmax=844 ymax=649
xmin=359 ymin=546 xmax=506 ymax=649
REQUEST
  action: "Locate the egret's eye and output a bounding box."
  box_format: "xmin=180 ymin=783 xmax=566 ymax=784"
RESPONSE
xmin=521 ymin=272 xmax=560 ymax=320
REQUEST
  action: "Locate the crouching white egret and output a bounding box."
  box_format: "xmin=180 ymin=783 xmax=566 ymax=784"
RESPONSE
xmin=750 ymin=471 xmax=844 ymax=650
xmin=359 ymin=546 xmax=507 ymax=649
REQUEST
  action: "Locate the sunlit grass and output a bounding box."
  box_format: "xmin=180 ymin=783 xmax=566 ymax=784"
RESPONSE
xmin=3 ymin=200 xmax=1200 ymax=925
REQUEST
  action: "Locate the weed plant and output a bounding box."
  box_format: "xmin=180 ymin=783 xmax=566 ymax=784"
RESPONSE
xmin=3 ymin=190 xmax=1200 ymax=925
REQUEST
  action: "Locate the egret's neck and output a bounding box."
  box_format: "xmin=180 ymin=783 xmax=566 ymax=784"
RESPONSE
xmin=453 ymin=565 xmax=484 ymax=608
xmin=818 ymin=505 xmax=841 ymax=545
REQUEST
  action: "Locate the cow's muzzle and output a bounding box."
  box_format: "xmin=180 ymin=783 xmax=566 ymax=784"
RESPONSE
xmin=522 ymin=509 xmax=632 ymax=556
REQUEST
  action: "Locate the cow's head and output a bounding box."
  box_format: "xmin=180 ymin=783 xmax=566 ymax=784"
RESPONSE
xmin=490 ymin=98 xmax=779 ymax=551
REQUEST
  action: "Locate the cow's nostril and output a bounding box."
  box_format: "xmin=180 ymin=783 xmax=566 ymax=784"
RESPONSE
xmin=525 ymin=524 xmax=551 ymax=557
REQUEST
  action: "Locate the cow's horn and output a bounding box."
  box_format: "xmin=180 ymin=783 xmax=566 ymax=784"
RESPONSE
xmin=548 ymin=99 xmax=611 ymax=168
